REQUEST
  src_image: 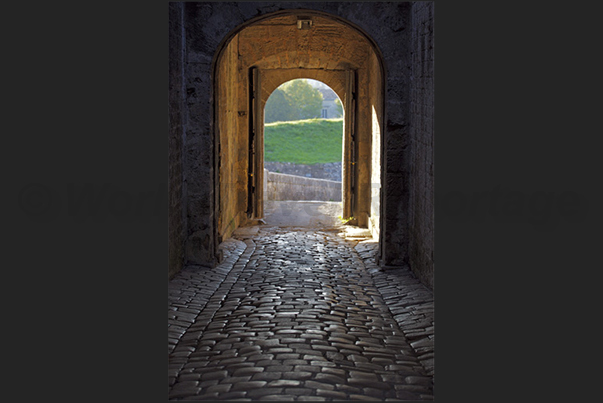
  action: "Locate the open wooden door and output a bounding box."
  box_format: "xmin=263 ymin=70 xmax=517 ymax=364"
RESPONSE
xmin=247 ymin=67 xmax=263 ymax=219
xmin=343 ymin=69 xmax=358 ymax=220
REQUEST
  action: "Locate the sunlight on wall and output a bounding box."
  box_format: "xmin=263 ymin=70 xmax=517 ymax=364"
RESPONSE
xmin=370 ymin=104 xmax=381 ymax=240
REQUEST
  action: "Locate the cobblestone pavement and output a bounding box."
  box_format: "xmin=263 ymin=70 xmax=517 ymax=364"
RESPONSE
xmin=168 ymin=225 xmax=434 ymax=400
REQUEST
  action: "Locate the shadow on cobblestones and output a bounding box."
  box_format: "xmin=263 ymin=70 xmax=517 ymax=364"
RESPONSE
xmin=168 ymin=225 xmax=434 ymax=400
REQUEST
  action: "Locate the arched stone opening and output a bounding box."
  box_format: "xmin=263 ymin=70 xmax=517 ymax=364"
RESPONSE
xmin=169 ymin=2 xmax=434 ymax=289
xmin=213 ymin=10 xmax=385 ymax=248
xmin=262 ymin=79 xmax=344 ymax=222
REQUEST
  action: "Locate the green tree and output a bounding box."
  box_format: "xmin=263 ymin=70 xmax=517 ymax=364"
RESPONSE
xmin=264 ymin=88 xmax=296 ymax=123
xmin=280 ymin=79 xmax=323 ymax=120
xmin=333 ymin=97 xmax=343 ymax=117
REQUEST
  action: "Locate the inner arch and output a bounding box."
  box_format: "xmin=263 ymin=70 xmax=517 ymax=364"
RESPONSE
xmin=263 ymin=79 xmax=344 ymax=227
xmin=214 ymin=9 xmax=385 ymax=247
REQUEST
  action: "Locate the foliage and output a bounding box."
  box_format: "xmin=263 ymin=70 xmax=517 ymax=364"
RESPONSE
xmin=333 ymin=97 xmax=343 ymax=117
xmin=280 ymin=79 xmax=323 ymax=120
xmin=264 ymin=88 xmax=296 ymax=123
xmin=264 ymin=118 xmax=343 ymax=164
xmin=265 ymin=79 xmax=324 ymax=123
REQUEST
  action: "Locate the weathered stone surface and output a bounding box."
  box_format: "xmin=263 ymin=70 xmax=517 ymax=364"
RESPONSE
xmin=168 ymin=226 xmax=433 ymax=400
xmin=407 ymin=1 xmax=435 ymax=290
xmin=264 ymin=162 xmax=342 ymax=182
xmin=266 ymin=171 xmax=342 ymax=202
xmin=168 ymin=2 xmax=186 ymax=281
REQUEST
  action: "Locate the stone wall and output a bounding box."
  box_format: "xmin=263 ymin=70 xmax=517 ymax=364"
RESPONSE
xmin=408 ymin=2 xmax=435 ymax=289
xmin=168 ymin=2 xmax=185 ymax=280
xmin=380 ymin=1 xmax=413 ymax=269
xmin=369 ymin=44 xmax=383 ymax=243
xmin=264 ymin=162 xmax=342 ymax=182
xmin=181 ymin=2 xmax=219 ymax=269
xmin=216 ymin=33 xmax=248 ymax=243
xmin=265 ymin=170 xmax=342 ymax=202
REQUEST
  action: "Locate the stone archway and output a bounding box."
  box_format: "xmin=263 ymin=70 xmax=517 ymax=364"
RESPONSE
xmin=170 ymin=2 xmax=434 ymax=288
xmin=213 ymin=10 xmax=385 ymax=248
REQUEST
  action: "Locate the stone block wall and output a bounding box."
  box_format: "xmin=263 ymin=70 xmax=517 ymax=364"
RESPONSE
xmin=408 ymin=2 xmax=435 ymax=289
xmin=168 ymin=2 xmax=185 ymax=279
xmin=266 ymin=171 xmax=342 ymax=202
xmin=380 ymin=1 xmax=413 ymax=269
xmin=181 ymin=2 xmax=218 ymax=268
xmin=216 ymin=34 xmax=248 ymax=243
xmin=264 ymin=162 xmax=342 ymax=182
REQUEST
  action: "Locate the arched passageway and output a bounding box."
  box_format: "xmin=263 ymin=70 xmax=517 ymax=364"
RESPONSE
xmin=214 ymin=10 xmax=384 ymax=249
xmin=169 ymin=2 xmax=434 ymax=289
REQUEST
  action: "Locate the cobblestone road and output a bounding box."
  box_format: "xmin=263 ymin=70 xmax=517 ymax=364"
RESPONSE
xmin=168 ymin=226 xmax=434 ymax=400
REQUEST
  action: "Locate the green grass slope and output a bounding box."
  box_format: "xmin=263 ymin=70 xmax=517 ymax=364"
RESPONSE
xmin=264 ymin=118 xmax=343 ymax=164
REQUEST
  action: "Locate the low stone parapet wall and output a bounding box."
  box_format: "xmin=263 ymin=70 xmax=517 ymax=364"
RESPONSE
xmin=265 ymin=170 xmax=342 ymax=201
xmin=264 ymin=161 xmax=342 ymax=182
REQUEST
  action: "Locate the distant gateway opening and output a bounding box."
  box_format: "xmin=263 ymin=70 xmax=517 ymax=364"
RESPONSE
xmin=262 ymin=79 xmax=344 ymax=227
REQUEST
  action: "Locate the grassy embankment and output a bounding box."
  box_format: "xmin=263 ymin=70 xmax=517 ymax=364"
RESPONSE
xmin=264 ymin=118 xmax=343 ymax=164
